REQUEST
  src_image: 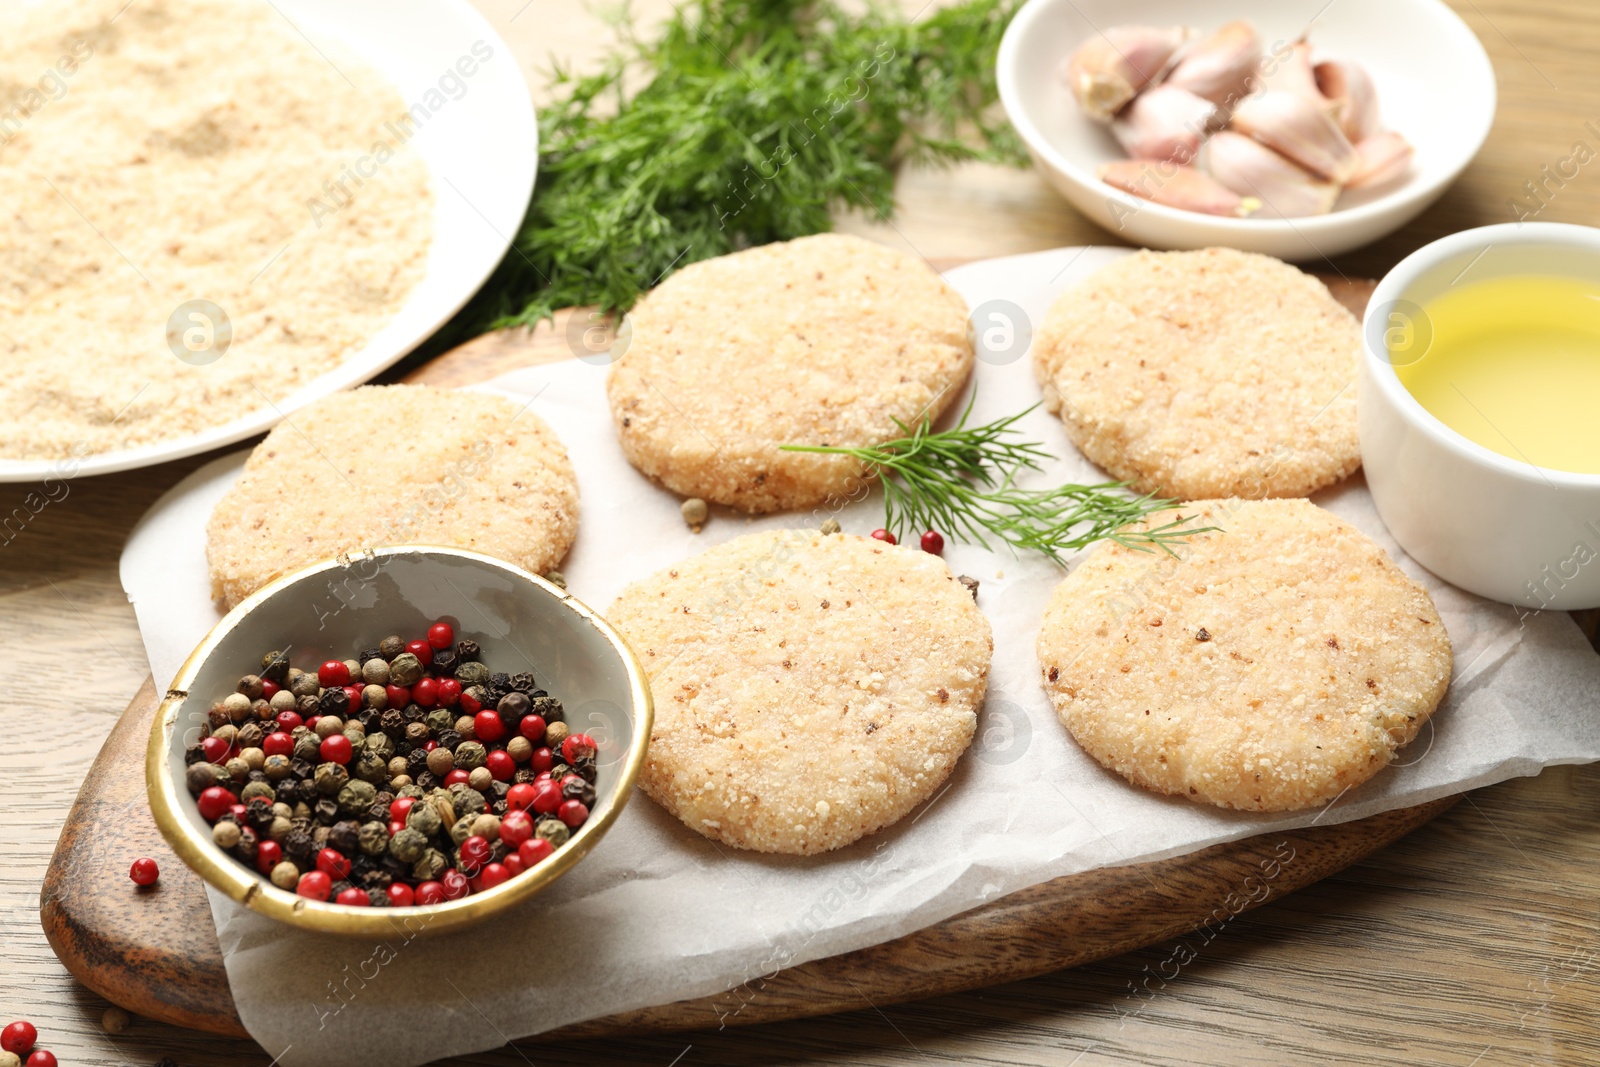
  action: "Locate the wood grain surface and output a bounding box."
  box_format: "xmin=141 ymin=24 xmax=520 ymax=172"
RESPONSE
xmin=6 ymin=1 xmax=1600 ymax=1065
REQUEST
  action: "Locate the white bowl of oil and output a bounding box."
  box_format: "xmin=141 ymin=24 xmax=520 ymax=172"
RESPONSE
xmin=1361 ymin=222 xmax=1600 ymax=610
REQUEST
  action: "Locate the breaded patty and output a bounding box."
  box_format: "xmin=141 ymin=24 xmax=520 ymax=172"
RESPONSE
xmin=1033 ymin=248 xmax=1361 ymax=500
xmin=206 ymin=384 xmax=578 ymax=606
xmin=1036 ymin=499 xmax=1451 ymax=812
xmin=608 ymin=234 xmax=975 ymax=513
xmin=608 ymin=530 xmax=992 ymax=854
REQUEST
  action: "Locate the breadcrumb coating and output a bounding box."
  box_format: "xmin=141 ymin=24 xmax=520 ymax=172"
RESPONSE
xmin=609 ymin=530 xmax=992 ymax=854
xmin=1033 ymin=248 xmax=1361 ymax=500
xmin=1036 ymin=499 xmax=1451 ymax=812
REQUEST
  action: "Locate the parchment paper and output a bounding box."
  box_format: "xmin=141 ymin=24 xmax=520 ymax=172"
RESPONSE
xmin=121 ymin=247 xmax=1600 ymax=1067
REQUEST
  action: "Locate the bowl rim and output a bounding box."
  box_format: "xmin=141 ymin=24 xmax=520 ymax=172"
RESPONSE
xmin=996 ymin=0 xmax=1498 ymax=236
xmin=1361 ymin=220 xmax=1600 ymax=489
xmin=145 ymin=544 xmax=655 ymax=937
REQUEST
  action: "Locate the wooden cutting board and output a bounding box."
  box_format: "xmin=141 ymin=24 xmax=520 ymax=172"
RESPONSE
xmin=40 ymin=269 xmax=1458 ymax=1044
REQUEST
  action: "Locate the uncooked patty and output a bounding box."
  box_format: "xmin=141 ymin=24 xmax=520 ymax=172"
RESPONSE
xmin=1036 ymin=498 xmax=1451 ymax=812
xmin=608 ymin=530 xmax=992 ymax=854
xmin=608 ymin=233 xmax=974 ymax=513
xmin=207 ymin=384 xmax=577 ymax=606
xmin=1033 ymin=248 xmax=1361 ymax=500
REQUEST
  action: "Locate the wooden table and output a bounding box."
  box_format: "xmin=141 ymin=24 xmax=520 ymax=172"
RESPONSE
xmin=4 ymin=1 xmax=1599 ymax=1064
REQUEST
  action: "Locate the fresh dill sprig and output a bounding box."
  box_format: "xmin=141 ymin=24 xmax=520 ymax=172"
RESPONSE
xmin=445 ymin=0 xmax=1026 ymax=340
xmin=782 ymin=399 xmax=1210 ymax=564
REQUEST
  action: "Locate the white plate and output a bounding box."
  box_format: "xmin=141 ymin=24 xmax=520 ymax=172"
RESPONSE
xmin=998 ymin=0 xmax=1496 ymax=260
xmin=0 ymin=0 xmax=537 ymax=483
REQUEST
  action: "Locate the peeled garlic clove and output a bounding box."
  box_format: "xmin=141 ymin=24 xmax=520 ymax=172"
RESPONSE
xmin=1314 ymin=59 xmax=1383 ymax=142
xmin=1099 ymin=160 xmax=1262 ymax=217
xmin=1258 ymin=40 xmax=1321 ymax=100
xmin=1347 ymin=130 xmax=1414 ymax=189
xmin=1111 ymin=84 xmax=1220 ymax=163
xmin=1165 ymin=20 xmax=1261 ymax=110
xmin=1064 ymin=24 xmax=1196 ymax=122
xmin=1202 ymin=131 xmax=1341 ymax=217
xmin=1231 ymin=89 xmax=1360 ymax=183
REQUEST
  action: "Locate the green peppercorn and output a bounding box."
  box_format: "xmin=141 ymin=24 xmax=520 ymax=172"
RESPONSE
xmin=396 ymin=784 xmax=425 ymax=801
xmin=337 ymin=779 xmax=377 ymax=815
xmin=453 ymin=741 xmax=487 ymax=771
xmin=270 ymin=860 xmax=300 ymax=889
xmin=378 ymin=635 xmax=405 ymax=660
xmin=405 ymin=801 xmax=442 ymax=837
xmin=450 ymin=784 xmax=486 ymax=817
xmin=358 ymin=821 xmax=389 ymax=856
xmin=355 ymin=752 xmax=388 ymax=784
xmin=314 ymin=762 xmax=349 ymax=796
xmin=412 ymin=848 xmax=448 ymax=881
xmin=449 ymin=819 xmax=474 ymax=846
xmin=363 ymin=732 xmax=395 ymax=760
xmin=293 ymin=734 xmax=321 ymax=763
xmin=455 ymin=661 xmax=490 ymax=687
xmin=535 ymin=819 xmax=570 ymax=848
xmin=388 ymin=652 xmax=423 ymax=687
xmin=388 ymin=827 xmax=427 ymax=864
xmin=240 ymin=781 xmax=275 ymax=804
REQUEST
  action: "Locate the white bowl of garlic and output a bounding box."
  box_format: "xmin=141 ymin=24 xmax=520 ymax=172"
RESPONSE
xmin=997 ymin=0 xmax=1496 ymax=260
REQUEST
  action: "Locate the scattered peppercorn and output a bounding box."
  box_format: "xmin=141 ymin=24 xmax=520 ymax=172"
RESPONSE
xmin=680 ymin=497 xmax=709 ymax=530
xmin=870 ymin=528 xmax=897 ymax=545
xmin=101 ymin=1006 xmax=132 ymax=1035
xmin=129 ymin=857 xmax=159 ymax=886
xmin=820 ymin=517 xmax=841 ymax=535
xmin=920 ymin=529 xmax=945 ymax=555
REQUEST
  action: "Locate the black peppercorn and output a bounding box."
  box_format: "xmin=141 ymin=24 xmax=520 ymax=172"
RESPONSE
xmin=402 ymin=702 xmax=426 ymax=724
xmin=378 ymin=635 xmax=405 ymax=660
xmin=511 ymin=671 xmax=537 ymax=694
xmin=436 ymin=729 xmax=462 ymax=751
xmin=328 ymin=820 xmax=360 ymax=853
xmin=513 ymin=769 xmax=536 ymax=785
xmin=183 ymin=745 xmax=206 ymax=766
xmin=367 ymin=887 xmax=390 ymax=907
xmin=572 ymin=755 xmax=598 ymax=782
xmin=497 ymin=692 xmax=530 ymax=723
xmin=415 ymin=771 xmax=439 ymax=792
xmin=283 ymin=828 xmax=314 ymax=862
xmin=430 ymin=647 xmax=458 ymax=675
xmin=380 ymin=708 xmax=405 ymax=736
xmin=456 ymin=639 xmax=480 ymax=661
xmin=562 ymin=777 xmax=596 ymax=806
xmin=246 ymin=796 xmax=276 ymax=825
xmin=358 ymin=646 xmax=382 ymax=665
xmin=530 ymin=696 xmax=564 ymax=723
xmin=406 ymin=748 xmax=429 ymax=773
xmin=319 ymin=688 xmax=351 ymax=717
xmin=313 ymin=797 xmax=340 ymax=823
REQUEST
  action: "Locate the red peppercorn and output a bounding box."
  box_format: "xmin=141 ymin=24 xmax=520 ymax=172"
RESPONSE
xmin=531 ymin=746 xmax=554 ymax=773
xmin=518 ymin=714 xmax=547 ymax=743
xmin=201 ymin=736 xmax=229 ymax=764
xmin=316 ymin=848 xmax=352 ymax=880
xmin=229 ymin=803 xmax=249 ymax=821
xmin=260 ymin=678 xmax=280 ymax=700
xmin=474 ymin=862 xmax=510 ymax=891
xmin=335 ymin=887 xmax=370 ymax=907
xmin=506 ymin=783 xmax=537 ymax=811
xmin=558 ymin=799 xmax=589 ymax=828
xmin=498 ymin=809 xmax=533 ymax=848
xmin=534 ymin=771 xmax=553 ymax=784
xmin=385 ymin=683 xmax=411 ymax=709
xmin=870 ymin=528 xmax=897 ymax=545
xmin=436 ymin=678 xmax=462 ymax=707
xmin=518 ymin=839 xmax=554 ymax=867
xmin=444 ymin=769 xmax=470 ymax=788
xmin=441 ymin=869 xmax=469 ymax=899
xmin=1 ymin=1021 xmax=35 ymax=1056
xmin=562 ymin=733 xmax=597 ymax=764
xmin=920 ymin=529 xmax=945 ymax=555
xmin=412 ymin=677 xmax=438 ymax=708
xmin=473 ymin=710 xmax=506 ymax=744
xmin=388 ymin=820 xmax=406 ymax=837
xmin=262 ymin=731 xmax=294 ymax=757
xmin=296 ymin=870 xmax=331 ymax=900
xmin=305 ymin=716 xmax=320 ymax=731
xmin=532 ymin=781 xmax=562 ymax=815
xmin=275 ymin=710 xmax=304 ymax=732
xmin=459 ymin=835 xmax=492 ymax=872
xmin=485 ymin=749 xmax=515 ymax=782
xmin=318 ymin=660 xmax=351 ymax=687
xmin=459 ymin=689 xmax=481 ymax=715
xmin=319 ymin=734 xmax=353 ymax=764
xmin=423 ymin=740 xmax=437 ymax=752
xmin=503 ymin=853 xmax=525 ymax=877
xmin=428 ymin=622 xmax=454 ymax=650
xmin=256 ymin=840 xmax=282 ymax=874
xmin=197 ymin=786 xmax=236 ymax=822
xmin=129 ymin=856 xmax=159 ymax=886
xmin=25 ymin=1050 xmax=55 ymax=1067
xmin=405 ymin=639 xmax=433 ymax=666
xmin=390 ymin=796 xmax=415 ymax=822
xmin=387 ymin=883 xmax=415 ymax=908
xmin=414 ymin=881 xmax=446 ymax=905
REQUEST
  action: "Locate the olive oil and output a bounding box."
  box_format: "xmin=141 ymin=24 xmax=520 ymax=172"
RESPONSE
xmin=1394 ymin=275 xmax=1600 ymax=475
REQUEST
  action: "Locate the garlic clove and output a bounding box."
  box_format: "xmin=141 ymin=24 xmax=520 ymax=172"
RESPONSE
xmin=1258 ymin=39 xmax=1322 ymax=100
xmin=1111 ymin=84 xmax=1221 ymax=164
xmin=1230 ymin=89 xmax=1360 ymax=183
xmin=1314 ymin=59 xmax=1383 ymax=143
xmin=1099 ymin=160 xmax=1262 ymax=217
xmin=1202 ymin=131 xmax=1341 ymax=217
xmin=1165 ymin=20 xmax=1262 ymax=111
xmin=1063 ymin=25 xmax=1196 ymax=123
xmin=1347 ymin=130 xmax=1414 ymax=190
